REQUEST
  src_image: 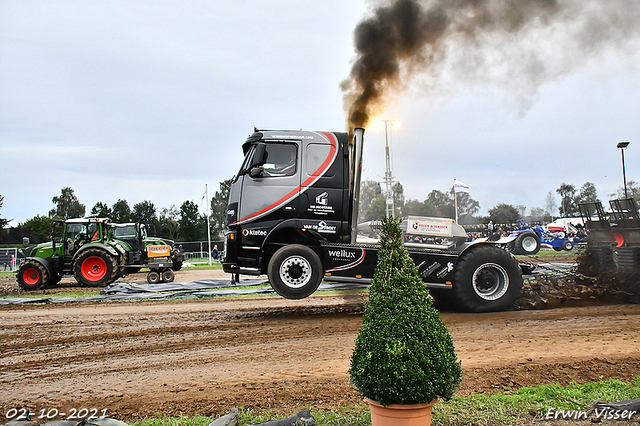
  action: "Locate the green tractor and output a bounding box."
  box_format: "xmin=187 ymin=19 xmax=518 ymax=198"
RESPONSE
xmin=17 ymin=218 xmax=186 ymax=290
xmin=17 ymin=217 xmax=128 ymax=290
xmin=110 ymin=222 xmax=184 ymax=283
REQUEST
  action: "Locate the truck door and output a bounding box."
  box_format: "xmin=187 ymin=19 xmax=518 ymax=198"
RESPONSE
xmin=297 ymin=139 xmax=345 ymax=238
xmin=236 ymin=142 xmax=301 ymax=226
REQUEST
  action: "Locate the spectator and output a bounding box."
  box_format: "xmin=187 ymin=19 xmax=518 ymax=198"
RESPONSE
xmin=0 ymin=252 xmax=9 ymax=271
xmin=487 ymin=221 xmax=495 ymax=240
xmin=211 ymin=245 xmax=219 ymax=261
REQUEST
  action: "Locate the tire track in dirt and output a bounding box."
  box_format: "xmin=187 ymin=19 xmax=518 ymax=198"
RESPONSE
xmin=1 ymin=296 xmax=639 ymax=422
xmin=1 ymin=308 xmax=361 ymax=385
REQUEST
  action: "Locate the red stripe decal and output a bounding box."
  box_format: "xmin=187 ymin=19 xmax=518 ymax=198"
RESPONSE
xmin=231 ymin=132 xmax=338 ymax=225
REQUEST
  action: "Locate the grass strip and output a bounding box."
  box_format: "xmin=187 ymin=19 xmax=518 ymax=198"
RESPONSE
xmin=132 ymin=377 xmax=640 ymax=426
xmin=434 ymin=377 xmax=640 ymax=425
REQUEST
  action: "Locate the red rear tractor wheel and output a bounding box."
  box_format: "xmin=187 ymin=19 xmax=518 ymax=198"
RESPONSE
xmin=17 ymin=260 xmax=50 ymax=291
xmin=73 ymin=249 xmax=116 ymax=287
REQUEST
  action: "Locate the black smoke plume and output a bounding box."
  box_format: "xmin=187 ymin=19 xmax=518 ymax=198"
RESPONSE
xmin=342 ymin=0 xmax=640 ymax=129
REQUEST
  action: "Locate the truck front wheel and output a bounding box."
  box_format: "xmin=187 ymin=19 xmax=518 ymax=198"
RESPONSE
xmin=73 ymin=249 xmax=116 ymax=287
xmin=268 ymin=245 xmax=323 ymax=299
xmin=453 ymin=245 xmax=522 ymax=312
xmin=17 ymin=260 xmax=50 ymax=291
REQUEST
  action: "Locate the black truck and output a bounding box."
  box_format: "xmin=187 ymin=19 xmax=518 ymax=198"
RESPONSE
xmin=222 ymin=128 xmax=524 ymax=312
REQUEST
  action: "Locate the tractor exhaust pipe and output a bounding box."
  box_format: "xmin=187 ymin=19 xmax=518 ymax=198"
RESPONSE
xmin=350 ymin=127 xmax=365 ymax=244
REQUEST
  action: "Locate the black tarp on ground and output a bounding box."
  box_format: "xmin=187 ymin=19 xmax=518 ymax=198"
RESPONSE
xmin=0 ymin=279 xmax=371 ymax=305
xmin=100 ymin=278 xmax=269 ymax=294
xmin=0 ymin=261 xmax=570 ymax=306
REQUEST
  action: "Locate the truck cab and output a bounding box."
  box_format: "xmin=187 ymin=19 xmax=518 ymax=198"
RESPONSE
xmin=224 ymin=129 xmax=351 ymax=276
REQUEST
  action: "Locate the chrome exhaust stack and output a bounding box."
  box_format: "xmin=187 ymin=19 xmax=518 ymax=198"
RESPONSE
xmin=350 ymin=127 xmax=365 ymax=244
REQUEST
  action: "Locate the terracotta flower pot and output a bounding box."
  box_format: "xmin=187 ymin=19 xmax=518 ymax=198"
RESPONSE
xmin=365 ymin=398 xmax=437 ymax=426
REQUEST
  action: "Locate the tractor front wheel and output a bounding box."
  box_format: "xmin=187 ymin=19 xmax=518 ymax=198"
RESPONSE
xmin=17 ymin=260 xmax=50 ymax=291
xmin=562 ymin=240 xmax=574 ymax=251
xmin=171 ymin=258 xmax=183 ymax=271
xmin=73 ymin=249 xmax=116 ymax=287
xmin=514 ymin=232 xmax=541 ymax=255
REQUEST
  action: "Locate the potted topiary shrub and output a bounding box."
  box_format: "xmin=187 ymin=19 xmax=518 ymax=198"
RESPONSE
xmin=349 ymin=216 xmax=463 ymax=426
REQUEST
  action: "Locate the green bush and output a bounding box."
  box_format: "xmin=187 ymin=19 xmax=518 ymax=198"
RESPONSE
xmin=349 ymin=216 xmax=462 ymax=406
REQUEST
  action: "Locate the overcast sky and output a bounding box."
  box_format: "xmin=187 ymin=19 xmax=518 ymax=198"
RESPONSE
xmin=1 ymin=0 xmax=639 ymax=225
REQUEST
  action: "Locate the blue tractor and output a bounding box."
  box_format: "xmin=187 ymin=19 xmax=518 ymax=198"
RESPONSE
xmin=509 ymin=219 xmax=578 ymax=255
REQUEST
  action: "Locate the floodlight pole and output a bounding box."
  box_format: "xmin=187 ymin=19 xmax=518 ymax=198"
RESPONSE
xmin=205 ymin=184 xmax=212 ymax=265
xmin=617 ymin=141 xmax=630 ymax=199
xmin=383 ymin=121 xmax=394 ymax=218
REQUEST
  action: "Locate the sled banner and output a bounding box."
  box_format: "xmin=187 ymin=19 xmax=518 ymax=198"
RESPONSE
xmin=406 ymin=216 xmax=455 ymax=237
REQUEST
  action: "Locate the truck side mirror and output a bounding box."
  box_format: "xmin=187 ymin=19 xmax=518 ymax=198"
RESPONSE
xmin=251 ymin=143 xmax=267 ymax=167
xmin=249 ymin=166 xmax=263 ymax=178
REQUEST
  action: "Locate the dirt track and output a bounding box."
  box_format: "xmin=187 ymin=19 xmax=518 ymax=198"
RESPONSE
xmin=1 ymin=280 xmax=640 ymax=422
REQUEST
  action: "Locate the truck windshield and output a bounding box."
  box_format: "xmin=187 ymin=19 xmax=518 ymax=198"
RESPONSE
xmin=261 ymin=144 xmax=297 ymax=176
xmin=237 ymin=142 xmax=298 ymax=178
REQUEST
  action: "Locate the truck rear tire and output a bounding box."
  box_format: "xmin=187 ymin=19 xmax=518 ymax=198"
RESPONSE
xmin=428 ymin=288 xmax=456 ymax=310
xmin=453 ymin=245 xmax=522 ymax=313
xmin=17 ymin=260 xmax=50 ymax=291
xmin=268 ymin=244 xmax=323 ymax=299
xmin=73 ymin=249 xmax=116 ymax=287
xmin=514 ymin=232 xmax=540 ymax=255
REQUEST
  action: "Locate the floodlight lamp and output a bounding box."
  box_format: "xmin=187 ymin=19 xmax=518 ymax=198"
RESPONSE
xmin=617 ymin=141 xmax=630 ymax=149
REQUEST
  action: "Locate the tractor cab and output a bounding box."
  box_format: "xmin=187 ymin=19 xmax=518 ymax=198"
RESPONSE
xmin=57 ymin=219 xmax=102 ymax=258
xmin=111 ymin=223 xmax=146 ymax=251
xmin=49 ymin=219 xmax=100 ymax=256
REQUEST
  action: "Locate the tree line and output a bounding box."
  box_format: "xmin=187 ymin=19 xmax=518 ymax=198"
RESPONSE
xmin=0 ymin=178 xmax=637 ymax=244
xmin=359 ymin=179 xmax=639 ymax=225
xmin=1 ymin=182 xmax=232 ymax=244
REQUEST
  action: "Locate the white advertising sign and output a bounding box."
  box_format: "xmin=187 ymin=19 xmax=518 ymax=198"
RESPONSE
xmin=407 ymin=216 xmax=454 ymax=237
